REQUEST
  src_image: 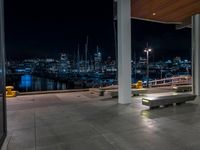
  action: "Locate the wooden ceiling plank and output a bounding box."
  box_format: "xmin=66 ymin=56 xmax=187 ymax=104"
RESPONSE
xmin=131 ymin=0 xmax=200 ymax=23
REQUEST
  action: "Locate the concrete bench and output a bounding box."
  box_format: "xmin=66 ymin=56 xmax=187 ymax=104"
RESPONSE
xmin=132 ymin=89 xmax=148 ymax=96
xmin=89 ymin=85 xmax=118 ymax=96
xmin=142 ymin=94 xmax=196 ymax=109
xmin=106 ymin=89 xmax=118 ymax=98
xmin=106 ymin=89 xmax=148 ymax=98
xmin=173 ymin=85 xmax=192 ymax=92
xmin=89 ymin=88 xmax=105 ymax=96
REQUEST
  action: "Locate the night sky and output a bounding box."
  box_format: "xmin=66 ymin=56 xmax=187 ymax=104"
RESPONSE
xmin=132 ymin=20 xmax=191 ymax=61
xmin=5 ymin=0 xmax=191 ymax=61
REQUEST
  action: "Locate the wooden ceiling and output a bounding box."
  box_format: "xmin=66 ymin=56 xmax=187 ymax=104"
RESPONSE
xmin=131 ymin=0 xmax=200 ymax=24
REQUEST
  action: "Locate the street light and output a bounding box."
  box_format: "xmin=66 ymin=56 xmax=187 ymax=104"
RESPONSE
xmin=144 ymin=47 xmax=152 ymax=87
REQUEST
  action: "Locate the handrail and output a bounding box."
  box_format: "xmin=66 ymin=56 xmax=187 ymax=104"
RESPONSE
xmin=144 ymin=75 xmax=192 ymax=87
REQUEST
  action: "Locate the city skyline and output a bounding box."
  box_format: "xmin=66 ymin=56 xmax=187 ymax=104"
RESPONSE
xmin=6 ymin=50 xmax=191 ymax=92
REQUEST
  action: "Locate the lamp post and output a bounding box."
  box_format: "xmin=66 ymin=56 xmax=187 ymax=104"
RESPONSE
xmin=144 ymin=46 xmax=152 ymax=87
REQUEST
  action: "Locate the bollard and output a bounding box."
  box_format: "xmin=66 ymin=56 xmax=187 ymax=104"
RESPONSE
xmin=6 ymin=86 xmax=17 ymax=97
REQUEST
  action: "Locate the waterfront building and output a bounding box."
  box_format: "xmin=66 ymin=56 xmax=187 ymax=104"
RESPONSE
xmin=59 ymin=53 xmax=70 ymax=74
xmin=173 ymin=56 xmax=182 ymax=64
xmin=94 ymin=46 xmax=102 ymax=72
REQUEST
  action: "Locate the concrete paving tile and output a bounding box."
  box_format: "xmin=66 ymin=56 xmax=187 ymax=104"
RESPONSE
xmin=13 ymin=128 xmax=35 ymax=137
xmin=102 ymin=130 xmax=182 ymax=150
xmin=7 ymin=134 xmax=35 ymax=150
xmin=36 ymin=122 xmax=98 ymax=138
xmin=36 ymin=144 xmax=68 ymax=150
xmin=36 ymin=135 xmax=116 ymax=150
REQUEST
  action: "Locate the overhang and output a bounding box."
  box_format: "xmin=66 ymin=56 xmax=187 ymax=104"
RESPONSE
xmin=131 ymin=0 xmax=200 ymax=24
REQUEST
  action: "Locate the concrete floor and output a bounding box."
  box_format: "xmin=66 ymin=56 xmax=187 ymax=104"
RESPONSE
xmin=2 ymin=90 xmax=200 ymax=150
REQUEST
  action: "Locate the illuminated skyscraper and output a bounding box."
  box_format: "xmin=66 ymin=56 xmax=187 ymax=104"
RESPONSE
xmin=77 ymin=44 xmax=80 ymax=73
xmin=59 ymin=53 xmax=70 ymax=74
xmin=94 ymin=46 xmax=102 ymax=72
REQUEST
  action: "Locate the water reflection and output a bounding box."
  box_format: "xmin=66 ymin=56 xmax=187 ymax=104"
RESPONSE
xmin=19 ymin=75 xmax=32 ymax=89
xmin=17 ymin=75 xmax=67 ymax=92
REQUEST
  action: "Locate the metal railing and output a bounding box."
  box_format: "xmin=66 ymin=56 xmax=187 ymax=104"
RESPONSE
xmin=143 ymin=75 xmax=192 ymax=87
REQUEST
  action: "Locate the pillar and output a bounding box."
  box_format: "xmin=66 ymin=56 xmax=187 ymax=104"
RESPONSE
xmin=192 ymin=14 xmax=200 ymax=95
xmin=117 ymin=0 xmax=132 ymax=104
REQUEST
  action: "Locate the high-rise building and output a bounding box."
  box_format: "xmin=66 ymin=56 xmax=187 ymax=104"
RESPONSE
xmin=94 ymin=46 xmax=102 ymax=72
xmin=85 ymin=36 xmax=89 ymax=72
xmin=59 ymin=53 xmax=70 ymax=74
xmin=77 ymin=44 xmax=80 ymax=73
